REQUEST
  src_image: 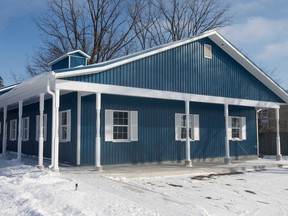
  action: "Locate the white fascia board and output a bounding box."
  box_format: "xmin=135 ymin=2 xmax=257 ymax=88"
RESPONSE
xmin=0 ymin=84 xmax=18 ymax=92
xmin=0 ymin=72 xmax=55 ymax=108
xmin=55 ymin=79 xmax=282 ymax=109
xmin=54 ymin=31 xmax=217 ymax=79
xmin=209 ymin=32 xmax=288 ymax=104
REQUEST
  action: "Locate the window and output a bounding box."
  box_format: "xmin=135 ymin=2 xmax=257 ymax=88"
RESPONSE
xmin=22 ymin=117 xmax=29 ymax=141
xmin=204 ymin=44 xmax=212 ymax=59
xmin=9 ymin=119 xmax=17 ymax=141
xmin=175 ymin=114 xmax=200 ymax=141
xmin=36 ymin=114 xmax=47 ymax=141
xmin=105 ymin=110 xmax=138 ymax=142
xmin=228 ymin=116 xmax=246 ymax=141
xmin=59 ymin=110 xmax=71 ymax=142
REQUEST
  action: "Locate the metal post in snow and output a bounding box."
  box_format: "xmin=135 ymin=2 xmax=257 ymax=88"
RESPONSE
xmin=224 ymin=104 xmax=231 ymax=164
xmin=185 ymin=100 xmax=192 ymax=167
xmin=37 ymin=93 xmax=45 ymax=169
xmin=17 ymin=101 xmax=23 ymax=161
xmin=95 ymin=92 xmax=102 ymax=171
xmin=275 ymin=108 xmax=282 ymax=161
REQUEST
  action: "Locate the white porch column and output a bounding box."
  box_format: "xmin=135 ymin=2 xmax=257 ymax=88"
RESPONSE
xmin=37 ymin=93 xmax=45 ymax=169
xmin=76 ymin=92 xmax=82 ymax=165
xmin=95 ymin=93 xmax=102 ymax=171
xmin=185 ymin=100 xmax=192 ymax=167
xmin=53 ymin=89 xmax=60 ymax=171
xmin=17 ymin=101 xmax=23 ymax=161
xmin=224 ymin=104 xmax=231 ymax=164
xmin=275 ymin=108 xmax=282 ymax=161
xmin=2 ymin=106 xmax=7 ymax=157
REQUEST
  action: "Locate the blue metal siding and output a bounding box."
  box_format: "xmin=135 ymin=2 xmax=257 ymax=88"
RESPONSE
xmin=80 ymin=94 xmax=257 ymax=165
xmin=52 ymin=57 xmax=69 ymax=71
xmin=80 ymin=94 xmax=96 ymax=165
xmin=59 ymin=92 xmax=78 ymax=165
xmin=66 ymin=38 xmax=283 ymax=103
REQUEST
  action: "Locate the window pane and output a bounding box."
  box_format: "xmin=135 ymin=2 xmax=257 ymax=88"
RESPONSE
xmin=232 ymin=118 xmax=240 ymax=127
xmin=62 ymin=112 xmax=67 ymax=125
xmin=232 ymin=129 xmax=240 ymax=138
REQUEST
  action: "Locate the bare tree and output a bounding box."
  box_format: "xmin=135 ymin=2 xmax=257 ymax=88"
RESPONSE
xmin=0 ymin=76 xmax=3 ymax=87
xmin=132 ymin=0 xmax=231 ymax=50
xmin=27 ymin=0 xmax=142 ymax=75
xmin=27 ymin=0 xmax=231 ymax=76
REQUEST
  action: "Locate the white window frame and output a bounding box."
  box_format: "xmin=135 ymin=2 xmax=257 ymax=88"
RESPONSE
xmin=59 ymin=110 xmax=71 ymax=142
xmin=105 ymin=110 xmax=138 ymax=142
xmin=228 ymin=116 xmax=246 ymax=141
xmin=9 ymin=119 xmax=17 ymax=141
xmin=36 ymin=114 xmax=47 ymax=141
xmin=204 ymin=44 xmax=212 ymax=59
xmin=22 ymin=117 xmax=30 ymax=141
xmin=175 ymin=113 xmax=200 ymax=141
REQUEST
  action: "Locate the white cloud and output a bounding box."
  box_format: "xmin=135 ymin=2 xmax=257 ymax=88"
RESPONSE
xmin=257 ymin=40 xmax=288 ymax=60
xmin=220 ymin=17 xmax=288 ymax=45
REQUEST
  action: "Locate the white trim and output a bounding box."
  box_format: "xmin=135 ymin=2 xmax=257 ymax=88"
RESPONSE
xmin=9 ymin=119 xmax=17 ymax=141
xmin=204 ymin=44 xmax=212 ymax=59
xmin=59 ymin=109 xmax=71 ymax=142
xmin=105 ymin=109 xmax=138 ymax=143
xmin=95 ymin=93 xmax=101 ymax=169
xmin=0 ymin=84 xmax=18 ymax=93
xmin=56 ymin=79 xmax=282 ymax=108
xmin=21 ymin=117 xmax=30 ymax=141
xmin=48 ymin=50 xmax=91 ymax=66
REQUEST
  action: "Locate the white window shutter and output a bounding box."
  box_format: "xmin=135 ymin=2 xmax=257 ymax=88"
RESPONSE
xmin=228 ymin=116 xmax=232 ymax=140
xmin=59 ymin=111 xmax=63 ymax=141
xmin=67 ymin=110 xmax=71 ymax=142
xmin=44 ymin=114 xmax=47 ymax=141
xmin=241 ymin=117 xmax=246 ymax=140
xmin=105 ymin=110 xmax=113 ymax=141
xmin=175 ymin=113 xmax=182 ymax=141
xmin=130 ymin=111 xmax=138 ymax=141
xmin=193 ymin=114 xmax=200 ymax=141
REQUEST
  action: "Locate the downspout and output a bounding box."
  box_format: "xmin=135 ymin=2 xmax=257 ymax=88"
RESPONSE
xmin=47 ymin=79 xmax=56 ymax=168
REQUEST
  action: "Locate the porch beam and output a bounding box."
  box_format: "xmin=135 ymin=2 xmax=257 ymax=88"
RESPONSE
xmin=37 ymin=93 xmax=45 ymax=169
xmin=17 ymin=101 xmax=23 ymax=161
xmin=185 ymin=100 xmax=192 ymax=166
xmin=224 ymin=104 xmax=231 ymax=164
xmin=95 ymin=92 xmax=102 ymax=171
xmin=2 ymin=106 xmax=7 ymax=157
xmin=275 ymin=108 xmax=282 ymax=161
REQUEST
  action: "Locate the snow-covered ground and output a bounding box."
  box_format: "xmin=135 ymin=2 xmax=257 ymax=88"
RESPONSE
xmin=1 ymin=154 xmax=288 ymax=216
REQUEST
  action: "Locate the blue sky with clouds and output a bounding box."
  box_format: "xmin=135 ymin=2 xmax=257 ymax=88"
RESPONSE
xmin=1 ymin=0 xmax=288 ymax=89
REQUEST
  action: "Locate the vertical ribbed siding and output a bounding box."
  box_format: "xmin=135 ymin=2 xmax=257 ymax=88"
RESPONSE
xmin=80 ymin=95 xmax=96 ymax=165
xmin=80 ymin=95 xmax=256 ymax=165
xmin=66 ymin=38 xmax=283 ymax=103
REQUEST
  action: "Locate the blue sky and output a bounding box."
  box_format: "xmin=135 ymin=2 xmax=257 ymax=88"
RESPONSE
xmin=1 ymin=0 xmax=288 ymax=89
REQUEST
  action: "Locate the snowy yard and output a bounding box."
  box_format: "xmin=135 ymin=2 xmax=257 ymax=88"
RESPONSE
xmin=1 ymin=154 xmax=288 ymax=216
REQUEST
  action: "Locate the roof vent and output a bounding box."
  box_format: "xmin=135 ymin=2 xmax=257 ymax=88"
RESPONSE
xmin=48 ymin=50 xmax=91 ymax=71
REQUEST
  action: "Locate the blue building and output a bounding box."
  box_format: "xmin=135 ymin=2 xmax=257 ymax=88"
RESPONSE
xmin=0 ymin=30 xmax=287 ymax=171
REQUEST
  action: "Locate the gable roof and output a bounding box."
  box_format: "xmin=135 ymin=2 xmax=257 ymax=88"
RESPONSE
xmin=54 ymin=30 xmax=288 ymax=104
xmin=48 ymin=50 xmax=91 ymax=66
